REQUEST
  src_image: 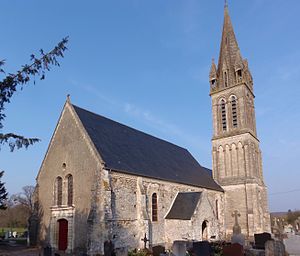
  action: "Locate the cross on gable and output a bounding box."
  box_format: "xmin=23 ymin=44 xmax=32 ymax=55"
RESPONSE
xmin=141 ymin=233 xmax=149 ymax=249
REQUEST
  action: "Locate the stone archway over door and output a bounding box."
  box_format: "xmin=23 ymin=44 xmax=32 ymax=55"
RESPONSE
xmin=202 ymin=221 xmax=208 ymax=240
xmin=58 ymin=219 xmax=68 ymax=251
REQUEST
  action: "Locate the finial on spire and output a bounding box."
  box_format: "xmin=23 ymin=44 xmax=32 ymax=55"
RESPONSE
xmin=67 ymin=94 xmax=71 ymax=102
xmin=225 ymin=0 xmax=228 ymax=8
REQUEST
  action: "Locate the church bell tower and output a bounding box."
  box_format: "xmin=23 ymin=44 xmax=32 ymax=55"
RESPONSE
xmin=209 ymin=4 xmax=271 ymax=238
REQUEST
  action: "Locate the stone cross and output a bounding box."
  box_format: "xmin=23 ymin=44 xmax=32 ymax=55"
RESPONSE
xmin=232 ymin=210 xmax=240 ymax=225
xmin=141 ymin=233 xmax=149 ymax=249
xmin=232 ymin=210 xmax=241 ymax=234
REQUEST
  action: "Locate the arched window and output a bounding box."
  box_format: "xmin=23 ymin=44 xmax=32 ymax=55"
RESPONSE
xmin=220 ymin=99 xmax=227 ymax=131
xmin=67 ymin=174 xmax=73 ymax=206
xmin=216 ymin=200 xmax=219 ymax=220
xmin=152 ymin=193 xmax=158 ymax=221
xmin=56 ymin=177 xmax=62 ymax=206
xmin=231 ymin=96 xmax=238 ymax=128
xmin=211 ymin=78 xmax=217 ymax=87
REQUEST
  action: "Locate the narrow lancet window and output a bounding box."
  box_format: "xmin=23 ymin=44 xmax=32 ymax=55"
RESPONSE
xmin=56 ymin=177 xmax=62 ymax=206
xmin=231 ymin=96 xmax=238 ymax=128
xmin=224 ymin=71 xmax=228 ymax=87
xmin=67 ymin=174 xmax=73 ymax=206
xmin=216 ymin=200 xmax=219 ymax=220
xmin=220 ymin=99 xmax=227 ymax=131
xmin=152 ymin=193 xmax=158 ymax=221
xmin=211 ymin=79 xmax=216 ymax=87
xmin=237 ymin=69 xmax=242 ymax=82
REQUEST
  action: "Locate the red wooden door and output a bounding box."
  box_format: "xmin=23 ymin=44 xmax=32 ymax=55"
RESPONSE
xmin=58 ymin=219 xmax=68 ymax=251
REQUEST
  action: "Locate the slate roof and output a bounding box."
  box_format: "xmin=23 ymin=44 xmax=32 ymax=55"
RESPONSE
xmin=165 ymin=192 xmax=201 ymax=220
xmin=73 ymin=104 xmax=223 ymax=192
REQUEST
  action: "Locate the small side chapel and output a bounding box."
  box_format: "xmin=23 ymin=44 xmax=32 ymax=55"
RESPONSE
xmin=34 ymin=3 xmax=271 ymax=256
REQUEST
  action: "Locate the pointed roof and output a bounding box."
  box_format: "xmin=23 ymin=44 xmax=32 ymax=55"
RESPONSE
xmin=234 ymin=49 xmax=243 ymax=70
xmin=209 ymin=58 xmax=217 ymax=79
xmin=72 ymin=104 xmax=223 ymax=192
xmin=217 ymin=5 xmax=241 ymax=80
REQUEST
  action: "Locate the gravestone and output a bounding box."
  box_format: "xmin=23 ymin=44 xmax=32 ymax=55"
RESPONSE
xmin=172 ymin=241 xmax=186 ymax=256
xmin=115 ymin=246 xmax=128 ymax=256
xmin=231 ymin=233 xmax=245 ymax=247
xmin=152 ymin=245 xmax=165 ymax=256
xmin=192 ymin=241 xmax=211 ymax=256
xmin=185 ymin=241 xmax=193 ymax=251
xmin=232 ymin=210 xmax=241 ymax=235
xmin=141 ymin=233 xmax=150 ymax=249
xmin=44 ymin=246 xmax=52 ymax=256
xmin=104 ymin=240 xmax=115 ymax=256
xmin=254 ymin=232 xmax=272 ymax=250
xmin=12 ymin=231 xmax=17 ymax=238
xmin=223 ymin=243 xmax=244 ymax=256
xmin=244 ymin=248 xmax=265 ymax=256
xmin=231 ymin=210 xmax=245 ymax=246
xmin=265 ymin=240 xmax=285 ymax=256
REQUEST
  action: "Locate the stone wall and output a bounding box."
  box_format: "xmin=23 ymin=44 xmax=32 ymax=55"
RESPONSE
xmin=107 ymin=171 xmax=225 ymax=250
xmin=36 ymin=101 xmax=226 ymax=255
xmin=36 ymin=103 xmax=102 ymax=254
xmin=211 ymin=81 xmax=271 ymax=238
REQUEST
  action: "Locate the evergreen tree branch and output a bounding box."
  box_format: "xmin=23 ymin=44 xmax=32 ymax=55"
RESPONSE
xmin=0 ymin=37 xmax=69 ymax=128
xmin=0 ymin=133 xmax=40 ymax=152
xmin=0 ymin=170 xmax=8 ymax=210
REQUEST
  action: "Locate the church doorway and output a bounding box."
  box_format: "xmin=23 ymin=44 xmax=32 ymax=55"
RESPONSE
xmin=58 ymin=219 xmax=68 ymax=251
xmin=202 ymin=220 xmax=208 ymax=240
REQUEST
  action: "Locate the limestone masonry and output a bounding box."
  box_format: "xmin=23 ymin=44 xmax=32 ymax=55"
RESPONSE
xmin=35 ymin=4 xmax=270 ymax=255
xmin=209 ymin=5 xmax=270 ymax=238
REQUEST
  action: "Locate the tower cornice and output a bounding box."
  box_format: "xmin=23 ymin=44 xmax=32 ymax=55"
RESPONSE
xmin=209 ymin=82 xmax=255 ymax=98
xmin=211 ymin=130 xmax=260 ymax=143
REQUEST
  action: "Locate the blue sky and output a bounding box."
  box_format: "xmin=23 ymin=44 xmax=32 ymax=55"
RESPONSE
xmin=1 ymin=0 xmax=300 ymax=212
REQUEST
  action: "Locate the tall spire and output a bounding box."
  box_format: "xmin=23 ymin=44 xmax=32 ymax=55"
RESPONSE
xmin=217 ymin=3 xmax=240 ymax=80
xmin=209 ymin=4 xmax=253 ymax=93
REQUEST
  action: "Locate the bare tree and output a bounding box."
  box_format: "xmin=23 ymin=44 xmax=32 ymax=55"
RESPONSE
xmin=12 ymin=185 xmax=35 ymax=214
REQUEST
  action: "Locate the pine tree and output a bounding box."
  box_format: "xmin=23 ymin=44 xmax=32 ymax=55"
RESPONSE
xmin=0 ymin=38 xmax=68 ymax=203
xmin=0 ymin=170 xmax=8 ymax=210
xmin=0 ymin=37 xmax=68 ymax=151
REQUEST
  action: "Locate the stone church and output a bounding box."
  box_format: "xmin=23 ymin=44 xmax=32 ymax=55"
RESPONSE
xmin=34 ymin=4 xmax=270 ymax=255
